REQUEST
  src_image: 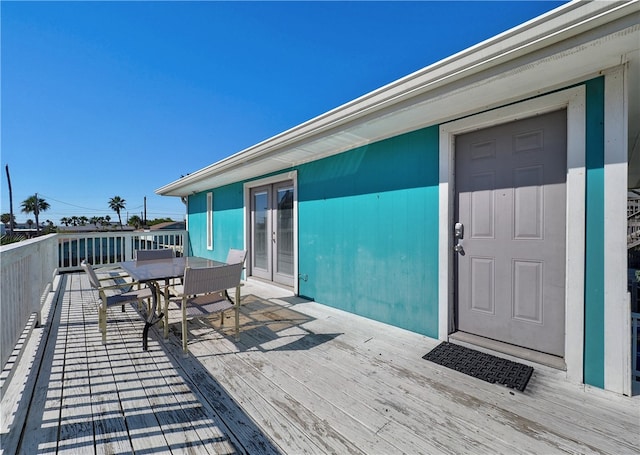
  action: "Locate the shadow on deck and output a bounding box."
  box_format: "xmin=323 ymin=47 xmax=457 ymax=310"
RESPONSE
xmin=1 ymin=274 xmax=284 ymax=454
xmin=2 ymin=273 xmax=640 ymax=454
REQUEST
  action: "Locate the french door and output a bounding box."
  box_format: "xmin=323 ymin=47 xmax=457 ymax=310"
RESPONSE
xmin=250 ymin=181 xmax=295 ymax=287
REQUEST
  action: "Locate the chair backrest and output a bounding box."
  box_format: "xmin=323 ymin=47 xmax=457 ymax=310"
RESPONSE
xmin=182 ymin=263 xmax=244 ymax=296
xmin=136 ymin=249 xmax=175 ymax=261
xmin=80 ymin=260 xmax=101 ymax=290
xmin=225 ymin=248 xmax=247 ymax=265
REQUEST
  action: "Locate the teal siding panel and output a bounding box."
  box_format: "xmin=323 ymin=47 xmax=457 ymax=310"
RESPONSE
xmin=584 ymin=77 xmax=605 ymax=389
xmin=187 ymin=192 xmax=207 ymax=257
xmin=188 ymin=182 xmax=245 ymax=262
xmin=297 ymin=127 xmax=440 ymax=338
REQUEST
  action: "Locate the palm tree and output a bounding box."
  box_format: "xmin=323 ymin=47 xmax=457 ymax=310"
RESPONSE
xmin=44 ymin=220 xmax=55 ymax=234
xmin=109 ymin=196 xmax=126 ymax=229
xmin=128 ymin=215 xmax=142 ymax=229
xmin=60 ymin=217 xmax=71 ymax=227
xmin=2 ymin=213 xmax=16 ymax=227
xmin=21 ymin=194 xmax=50 ymax=235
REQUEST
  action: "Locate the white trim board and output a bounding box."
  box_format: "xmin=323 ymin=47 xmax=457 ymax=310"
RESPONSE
xmin=438 ymin=86 xmax=586 ymax=385
xmin=603 ymin=66 xmax=630 ymax=395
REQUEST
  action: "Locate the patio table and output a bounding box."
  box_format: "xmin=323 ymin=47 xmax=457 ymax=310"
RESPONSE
xmin=120 ymin=256 xmax=225 ymax=350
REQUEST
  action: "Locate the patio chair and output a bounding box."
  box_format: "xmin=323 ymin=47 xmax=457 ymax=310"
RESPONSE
xmin=224 ymin=248 xmax=246 ymax=298
xmin=168 ymin=249 xmax=246 ymax=298
xmin=81 ymin=260 xmax=154 ymax=344
xmin=226 ymin=248 xmax=247 ymax=265
xmin=135 ymin=249 xmax=175 ymax=261
xmin=170 ymin=262 xmax=244 ymax=353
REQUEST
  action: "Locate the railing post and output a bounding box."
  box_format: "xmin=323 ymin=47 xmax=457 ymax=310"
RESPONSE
xmin=124 ymin=232 xmax=133 ymax=261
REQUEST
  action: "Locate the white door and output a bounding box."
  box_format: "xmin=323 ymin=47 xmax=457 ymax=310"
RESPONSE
xmin=250 ymin=181 xmax=295 ymax=287
xmin=454 ymin=109 xmax=567 ymax=357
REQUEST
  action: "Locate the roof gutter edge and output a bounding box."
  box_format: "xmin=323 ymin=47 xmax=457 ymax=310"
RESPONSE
xmin=156 ymin=0 xmax=638 ymax=197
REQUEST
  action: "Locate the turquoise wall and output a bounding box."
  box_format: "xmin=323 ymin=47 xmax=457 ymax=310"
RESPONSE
xmin=297 ymin=127 xmax=440 ymax=337
xmin=583 ymin=77 xmax=605 ymax=389
xmin=187 ymin=126 xmax=441 ymax=338
xmin=188 ymin=182 xmax=244 ymax=262
xmin=187 ymin=192 xmax=206 ymax=257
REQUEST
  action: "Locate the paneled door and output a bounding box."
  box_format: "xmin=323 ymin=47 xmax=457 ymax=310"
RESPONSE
xmin=454 ymin=109 xmax=567 ymax=357
xmin=250 ymin=181 xmax=295 ymax=287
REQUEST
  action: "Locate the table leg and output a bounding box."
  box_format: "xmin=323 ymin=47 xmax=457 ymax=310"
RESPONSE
xmin=164 ymin=278 xmax=170 ymax=339
xmin=142 ymin=281 xmax=163 ymax=351
xmin=234 ymin=285 xmax=240 ymax=341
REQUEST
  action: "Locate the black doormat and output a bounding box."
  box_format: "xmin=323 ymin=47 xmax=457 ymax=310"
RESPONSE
xmin=422 ymin=342 xmax=534 ymax=392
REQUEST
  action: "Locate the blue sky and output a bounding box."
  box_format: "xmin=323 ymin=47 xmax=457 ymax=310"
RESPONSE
xmin=1 ymin=1 xmax=565 ymax=225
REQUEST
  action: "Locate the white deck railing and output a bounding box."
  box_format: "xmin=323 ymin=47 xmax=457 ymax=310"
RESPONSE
xmin=0 ymin=234 xmax=58 ymax=369
xmin=57 ymin=230 xmax=188 ymax=272
xmin=0 ymin=230 xmax=188 ymax=370
xmin=633 ymin=312 xmax=640 ymax=385
xmin=628 ymin=197 xmax=640 ymax=249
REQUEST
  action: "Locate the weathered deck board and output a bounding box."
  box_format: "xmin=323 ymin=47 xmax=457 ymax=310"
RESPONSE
xmin=79 ymin=275 xmax=148 ymax=455
xmin=114 ymin=313 xmax=234 ymax=454
xmin=18 ymin=275 xmax=70 ymax=455
xmin=205 ymin=301 xmax=569 ymax=454
xmin=308 ymin=301 xmax=638 ymax=453
xmin=296 ymin=296 xmax=640 ymax=449
xmin=176 ymin=320 xmax=327 ymax=454
xmin=57 ymin=278 xmax=97 ymax=454
xmin=2 ymin=274 xmax=639 ymax=455
xmin=237 ymin=324 xmax=533 ymax=455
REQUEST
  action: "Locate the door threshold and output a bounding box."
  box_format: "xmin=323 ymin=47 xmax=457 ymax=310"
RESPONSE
xmin=448 ymin=331 xmax=566 ymax=371
xmin=246 ymin=276 xmax=294 ymax=292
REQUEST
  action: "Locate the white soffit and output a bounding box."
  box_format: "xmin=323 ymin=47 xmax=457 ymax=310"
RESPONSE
xmin=157 ymin=0 xmax=640 ymax=197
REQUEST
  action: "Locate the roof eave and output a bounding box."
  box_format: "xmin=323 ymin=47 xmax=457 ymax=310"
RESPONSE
xmin=156 ymin=0 xmax=639 ymax=197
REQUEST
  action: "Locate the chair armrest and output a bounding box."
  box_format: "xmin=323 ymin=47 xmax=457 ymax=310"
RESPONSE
xmin=167 ymin=284 xmax=184 ymax=297
xmin=97 ymin=275 xmax=130 ymax=282
xmin=99 ymin=280 xmax=144 ymax=291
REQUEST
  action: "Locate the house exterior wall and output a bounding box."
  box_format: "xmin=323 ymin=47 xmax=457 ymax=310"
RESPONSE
xmin=188 ymin=183 xmax=244 ymax=262
xmin=185 ymin=76 xmax=618 ymax=391
xmin=584 ymin=77 xmax=606 ymax=389
xmin=297 ymin=127 xmax=440 ymax=337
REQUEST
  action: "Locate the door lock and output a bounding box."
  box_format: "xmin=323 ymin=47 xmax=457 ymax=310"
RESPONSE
xmin=454 ymin=222 xmax=464 ymax=239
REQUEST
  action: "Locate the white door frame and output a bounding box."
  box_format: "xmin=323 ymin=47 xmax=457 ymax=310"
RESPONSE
xmin=244 ymin=170 xmax=299 ymax=294
xmin=438 ymin=86 xmax=586 ymax=384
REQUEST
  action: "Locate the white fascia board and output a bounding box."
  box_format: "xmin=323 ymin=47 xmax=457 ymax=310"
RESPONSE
xmin=156 ymin=0 xmax=639 ymax=197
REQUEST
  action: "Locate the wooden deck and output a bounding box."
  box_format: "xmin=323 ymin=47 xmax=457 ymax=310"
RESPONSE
xmin=2 ymin=272 xmax=639 ymax=454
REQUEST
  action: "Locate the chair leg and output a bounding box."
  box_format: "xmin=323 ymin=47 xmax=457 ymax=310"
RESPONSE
xmin=234 ymin=285 xmax=240 ymax=341
xmin=100 ymin=306 xmax=107 ymax=344
xmin=182 ymin=297 xmax=188 ymax=353
xmin=163 ymin=292 xmax=170 ymax=340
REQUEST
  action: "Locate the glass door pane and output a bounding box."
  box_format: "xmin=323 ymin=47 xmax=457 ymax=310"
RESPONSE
xmin=274 ymin=185 xmax=294 ymax=283
xmin=251 ymin=188 xmax=270 ymax=280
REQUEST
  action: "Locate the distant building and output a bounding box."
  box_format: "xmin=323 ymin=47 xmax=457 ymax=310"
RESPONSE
xmin=145 ymin=221 xmax=186 ymax=231
xmin=57 ymin=224 xmax=135 ymax=233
